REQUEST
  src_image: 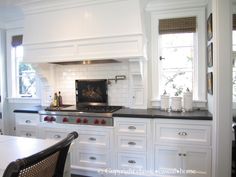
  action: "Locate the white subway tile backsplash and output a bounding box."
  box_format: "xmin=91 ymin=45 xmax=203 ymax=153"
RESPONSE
xmin=54 ymin=62 xmax=130 ymax=107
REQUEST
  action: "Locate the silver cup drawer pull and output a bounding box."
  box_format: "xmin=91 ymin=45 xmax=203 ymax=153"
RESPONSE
xmin=26 ymin=133 xmax=32 ymax=137
xmin=89 ymin=156 xmax=96 ymax=160
xmin=89 ymin=137 xmax=96 ymax=141
xmin=178 ymin=153 xmax=187 ymax=157
xmin=54 ymin=135 xmax=61 ymax=139
xmin=128 ymin=142 xmax=136 ymax=145
xmin=25 ymin=120 xmax=31 ymax=124
xmin=128 ymin=126 xmax=136 ymax=130
xmin=128 ymin=160 xmax=136 ymax=164
xmin=178 ymin=132 xmax=188 ymax=136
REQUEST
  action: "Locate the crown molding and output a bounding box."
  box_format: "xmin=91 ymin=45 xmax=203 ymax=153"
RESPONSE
xmin=17 ymin=0 xmax=127 ymax=15
xmin=146 ymin=0 xmax=208 ymax=12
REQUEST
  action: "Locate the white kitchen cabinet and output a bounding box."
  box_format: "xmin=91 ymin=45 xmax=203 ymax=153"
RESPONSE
xmin=72 ymin=126 xmax=113 ymax=172
xmin=155 ymin=145 xmax=211 ymax=177
xmin=114 ymin=118 xmax=151 ymax=171
xmin=15 ymin=113 xmax=40 ymax=138
xmin=14 ymin=113 xmax=212 ymax=177
xmin=37 ymin=122 xmax=113 ymax=175
xmin=129 ymin=60 xmax=147 ymax=109
xmin=154 ymin=119 xmax=212 ymax=177
xmin=154 ymin=146 xmax=182 ymax=172
xmin=182 ymin=147 xmax=211 ymax=177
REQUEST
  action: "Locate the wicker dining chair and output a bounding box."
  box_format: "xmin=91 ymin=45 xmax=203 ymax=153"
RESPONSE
xmin=2 ymin=131 xmax=78 ymax=177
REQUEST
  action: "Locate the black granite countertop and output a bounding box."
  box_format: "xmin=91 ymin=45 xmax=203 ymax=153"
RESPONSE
xmin=14 ymin=106 xmax=212 ymax=120
xmin=113 ymin=108 xmax=212 ymax=120
xmin=13 ymin=106 xmax=45 ymax=114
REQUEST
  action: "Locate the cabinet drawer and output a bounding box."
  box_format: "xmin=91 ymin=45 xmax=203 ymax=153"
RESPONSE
xmin=117 ymin=136 xmax=146 ymax=152
xmin=15 ymin=113 xmax=39 ymax=126
xmin=16 ymin=129 xmax=37 ymax=138
xmin=77 ymin=131 xmax=109 ymax=149
xmin=42 ymin=129 xmax=69 ymax=140
xmin=155 ymin=123 xmax=211 ymax=146
xmin=117 ymin=153 xmax=146 ymax=170
xmin=115 ymin=119 xmax=150 ymax=135
xmin=76 ymin=151 xmax=109 ymax=169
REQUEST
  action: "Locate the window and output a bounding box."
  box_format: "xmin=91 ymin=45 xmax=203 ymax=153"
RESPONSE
xmin=158 ymin=17 xmax=196 ymax=97
xmin=11 ymin=35 xmax=37 ymax=97
xmin=233 ymin=14 xmax=236 ymax=102
xmin=150 ymin=8 xmax=206 ymax=106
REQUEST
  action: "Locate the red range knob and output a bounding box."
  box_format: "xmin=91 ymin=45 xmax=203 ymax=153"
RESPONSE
xmin=50 ymin=117 xmax=56 ymax=122
xmin=101 ymin=119 xmax=106 ymax=125
xmin=76 ymin=118 xmax=81 ymax=123
xmin=63 ymin=117 xmax=69 ymax=123
xmin=44 ymin=116 xmax=50 ymax=121
xmin=83 ymin=119 xmax=88 ymax=123
xmin=94 ymin=119 xmax=99 ymax=124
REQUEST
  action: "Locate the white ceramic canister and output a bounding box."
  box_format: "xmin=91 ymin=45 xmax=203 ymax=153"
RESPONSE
xmin=171 ymin=96 xmax=182 ymax=112
xmin=183 ymin=90 xmax=193 ymax=111
xmin=161 ymin=94 xmax=170 ymax=111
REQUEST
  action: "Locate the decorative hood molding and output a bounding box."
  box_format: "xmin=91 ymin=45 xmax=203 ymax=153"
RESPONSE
xmin=20 ymin=0 xmax=147 ymax=63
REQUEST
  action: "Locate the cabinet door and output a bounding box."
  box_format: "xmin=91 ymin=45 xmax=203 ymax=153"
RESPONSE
xmin=132 ymin=88 xmax=144 ymax=108
xmin=155 ymin=146 xmax=182 ymax=176
xmin=182 ymin=147 xmax=211 ymax=177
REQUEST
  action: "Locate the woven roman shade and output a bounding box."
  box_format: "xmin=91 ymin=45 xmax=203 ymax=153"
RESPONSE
xmin=159 ymin=17 xmax=196 ymax=34
xmin=233 ymin=14 xmax=236 ymax=30
xmin=11 ymin=35 xmax=23 ymax=47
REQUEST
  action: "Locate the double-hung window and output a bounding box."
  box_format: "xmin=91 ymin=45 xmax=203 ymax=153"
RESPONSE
xmin=11 ymin=35 xmax=37 ymax=97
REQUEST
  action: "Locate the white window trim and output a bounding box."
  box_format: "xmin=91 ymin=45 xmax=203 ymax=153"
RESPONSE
xmin=232 ymin=4 xmax=236 ymax=108
xmin=150 ymin=7 xmax=207 ymax=108
xmin=6 ymin=28 xmax=40 ymax=100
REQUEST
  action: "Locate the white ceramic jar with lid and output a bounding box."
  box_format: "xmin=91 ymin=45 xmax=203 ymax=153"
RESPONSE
xmin=161 ymin=90 xmax=170 ymax=111
xmin=183 ymin=88 xmax=193 ymax=111
xmin=171 ymin=92 xmax=182 ymax=112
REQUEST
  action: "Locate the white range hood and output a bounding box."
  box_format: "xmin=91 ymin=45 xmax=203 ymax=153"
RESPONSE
xmin=20 ymin=0 xmax=147 ymax=63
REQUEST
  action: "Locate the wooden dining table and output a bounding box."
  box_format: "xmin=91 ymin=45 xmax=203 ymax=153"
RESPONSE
xmin=0 ymin=135 xmax=70 ymax=177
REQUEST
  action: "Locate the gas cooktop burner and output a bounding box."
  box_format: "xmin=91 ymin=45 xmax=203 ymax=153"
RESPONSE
xmin=75 ymin=105 xmax=122 ymax=113
xmin=45 ymin=105 xmax=122 ymax=113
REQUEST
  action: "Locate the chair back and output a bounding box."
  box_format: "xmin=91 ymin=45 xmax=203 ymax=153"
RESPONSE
xmin=3 ymin=131 xmax=78 ymax=177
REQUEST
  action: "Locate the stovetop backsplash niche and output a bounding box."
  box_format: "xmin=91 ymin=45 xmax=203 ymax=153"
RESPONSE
xmin=53 ymin=62 xmax=129 ymax=107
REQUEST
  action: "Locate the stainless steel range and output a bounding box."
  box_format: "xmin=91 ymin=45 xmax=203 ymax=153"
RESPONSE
xmin=39 ymin=79 xmax=122 ymax=126
xmin=39 ymin=105 xmax=122 ymax=126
